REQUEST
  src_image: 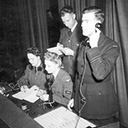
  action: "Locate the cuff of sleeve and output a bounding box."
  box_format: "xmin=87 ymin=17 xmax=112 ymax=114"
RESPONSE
xmin=87 ymin=47 xmax=101 ymax=63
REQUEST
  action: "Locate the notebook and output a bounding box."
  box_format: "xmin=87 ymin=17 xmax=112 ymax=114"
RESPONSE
xmin=12 ymin=85 xmax=39 ymax=103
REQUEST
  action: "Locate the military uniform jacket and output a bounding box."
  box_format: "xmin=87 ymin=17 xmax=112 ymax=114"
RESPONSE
xmin=59 ymin=23 xmax=84 ymax=80
xmin=51 ymin=69 xmax=73 ymax=106
xmin=74 ymin=32 xmax=120 ymax=119
xmin=17 ymin=64 xmax=46 ymax=90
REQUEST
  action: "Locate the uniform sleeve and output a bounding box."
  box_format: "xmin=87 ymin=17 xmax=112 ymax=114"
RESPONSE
xmin=63 ymin=76 xmax=73 ymax=101
xmin=53 ymin=74 xmax=73 ymax=106
xmin=86 ymin=42 xmax=120 ymax=80
xmin=17 ymin=65 xmax=30 ymax=87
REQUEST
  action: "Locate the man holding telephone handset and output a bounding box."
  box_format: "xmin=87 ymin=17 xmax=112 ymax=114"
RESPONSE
xmin=68 ymin=6 xmax=120 ymax=125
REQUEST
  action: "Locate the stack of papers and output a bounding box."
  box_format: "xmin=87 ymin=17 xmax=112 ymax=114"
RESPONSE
xmin=47 ymin=47 xmax=63 ymax=55
xmin=12 ymin=86 xmax=39 ymax=103
xmin=47 ymin=46 xmax=74 ymax=56
xmin=34 ymin=106 xmax=96 ymax=128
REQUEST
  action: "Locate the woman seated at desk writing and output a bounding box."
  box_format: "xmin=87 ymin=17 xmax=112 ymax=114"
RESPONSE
xmin=17 ymin=47 xmax=46 ymax=93
xmin=40 ymin=51 xmax=73 ymax=107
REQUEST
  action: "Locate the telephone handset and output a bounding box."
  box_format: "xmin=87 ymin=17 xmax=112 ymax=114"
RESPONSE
xmin=95 ymin=23 xmax=102 ymax=30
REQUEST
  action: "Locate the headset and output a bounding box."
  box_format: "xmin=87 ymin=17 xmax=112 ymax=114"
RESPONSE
xmin=95 ymin=23 xmax=102 ymax=30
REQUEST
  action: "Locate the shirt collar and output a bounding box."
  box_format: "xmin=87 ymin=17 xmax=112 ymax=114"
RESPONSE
xmin=53 ymin=68 xmax=60 ymax=79
xmin=71 ymin=21 xmax=77 ymax=32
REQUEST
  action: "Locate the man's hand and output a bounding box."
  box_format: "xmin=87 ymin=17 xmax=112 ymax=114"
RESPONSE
xmin=57 ymin=43 xmax=74 ymax=56
xmin=57 ymin=43 xmax=63 ymax=48
xmin=57 ymin=43 xmax=64 ymax=51
xmin=63 ymin=47 xmax=74 ymax=56
xmin=67 ymin=98 xmax=74 ymax=111
xmin=89 ymin=28 xmax=101 ymax=48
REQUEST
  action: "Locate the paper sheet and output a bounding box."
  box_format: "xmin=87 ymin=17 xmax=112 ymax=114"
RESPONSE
xmin=34 ymin=106 xmax=96 ymax=128
xmin=12 ymin=86 xmax=39 ymax=103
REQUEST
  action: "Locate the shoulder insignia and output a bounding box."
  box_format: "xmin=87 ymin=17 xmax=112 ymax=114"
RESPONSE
xmin=113 ymin=45 xmax=118 ymax=48
xmin=65 ymin=90 xmax=71 ymax=94
xmin=66 ymin=78 xmax=71 ymax=82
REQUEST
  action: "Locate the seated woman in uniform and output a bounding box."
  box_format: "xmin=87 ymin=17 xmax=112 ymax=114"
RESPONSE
xmin=41 ymin=51 xmax=73 ymax=107
xmin=17 ymin=47 xmax=46 ymax=93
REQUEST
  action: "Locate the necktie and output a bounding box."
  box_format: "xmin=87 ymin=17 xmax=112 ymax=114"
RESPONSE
xmin=68 ymin=29 xmax=72 ymax=37
xmin=34 ymin=67 xmax=37 ymax=73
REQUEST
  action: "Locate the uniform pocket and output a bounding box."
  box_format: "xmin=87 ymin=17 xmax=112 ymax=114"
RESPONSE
xmin=86 ymin=82 xmax=114 ymax=96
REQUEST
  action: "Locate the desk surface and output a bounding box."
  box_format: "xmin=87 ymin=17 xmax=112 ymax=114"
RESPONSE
xmin=0 ymin=88 xmax=120 ymax=128
xmin=8 ymin=94 xmax=57 ymax=118
xmin=0 ymin=94 xmax=43 ymax=128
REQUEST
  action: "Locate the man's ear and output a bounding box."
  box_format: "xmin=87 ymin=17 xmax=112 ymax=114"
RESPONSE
xmin=73 ymin=13 xmax=76 ymax=19
xmin=37 ymin=56 xmax=41 ymax=60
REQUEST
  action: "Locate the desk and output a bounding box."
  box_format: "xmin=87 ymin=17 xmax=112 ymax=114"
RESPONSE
xmin=0 ymin=94 xmax=43 ymax=128
xmin=8 ymin=93 xmax=58 ymax=118
xmin=4 ymin=83 xmax=60 ymax=118
xmin=0 ymin=87 xmax=120 ymax=128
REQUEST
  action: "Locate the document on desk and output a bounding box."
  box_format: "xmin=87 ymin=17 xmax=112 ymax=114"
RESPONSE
xmin=12 ymin=86 xmax=39 ymax=103
xmin=34 ymin=106 xmax=96 ymax=128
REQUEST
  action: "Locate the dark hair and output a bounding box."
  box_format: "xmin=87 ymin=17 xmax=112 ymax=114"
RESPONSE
xmin=82 ymin=6 xmax=104 ymax=23
xmin=60 ymin=5 xmax=74 ymax=17
xmin=26 ymin=47 xmax=41 ymax=57
xmin=26 ymin=47 xmax=43 ymax=70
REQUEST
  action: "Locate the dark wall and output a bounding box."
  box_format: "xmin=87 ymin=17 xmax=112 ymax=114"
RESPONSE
xmin=0 ymin=0 xmax=28 ymax=82
xmin=47 ymin=0 xmax=61 ymax=47
xmin=0 ymin=0 xmax=61 ymax=82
